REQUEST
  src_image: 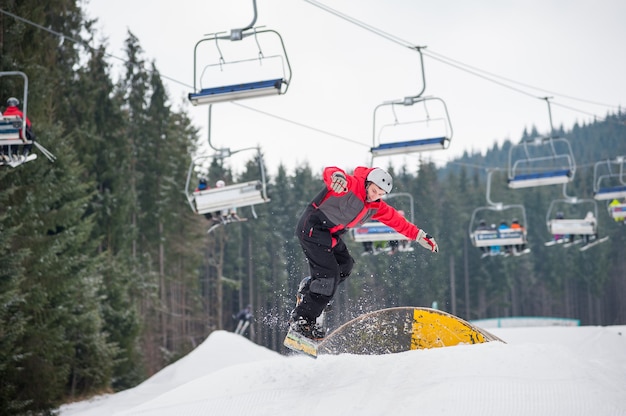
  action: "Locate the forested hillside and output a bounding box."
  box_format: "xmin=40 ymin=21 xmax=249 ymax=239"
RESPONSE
xmin=0 ymin=1 xmax=625 ymax=414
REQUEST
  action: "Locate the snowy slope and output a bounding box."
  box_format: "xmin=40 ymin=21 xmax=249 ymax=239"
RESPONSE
xmin=60 ymin=326 xmax=626 ymax=416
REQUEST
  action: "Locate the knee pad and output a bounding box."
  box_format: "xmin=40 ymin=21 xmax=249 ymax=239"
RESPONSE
xmin=309 ymin=277 xmax=335 ymax=297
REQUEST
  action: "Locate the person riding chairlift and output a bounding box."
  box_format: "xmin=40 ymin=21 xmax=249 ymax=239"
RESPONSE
xmin=2 ymin=97 xmax=35 ymax=162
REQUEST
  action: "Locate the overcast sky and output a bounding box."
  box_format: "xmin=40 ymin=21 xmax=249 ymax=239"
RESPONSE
xmin=83 ymin=0 xmax=626 ymax=176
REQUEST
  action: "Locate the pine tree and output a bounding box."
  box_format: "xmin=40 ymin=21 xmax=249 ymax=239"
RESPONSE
xmin=1 ymin=0 xmax=121 ymax=411
xmin=0 ymin=129 xmax=116 ymax=412
xmin=0 ymin=172 xmax=30 ymax=413
xmin=68 ymin=40 xmax=143 ymax=390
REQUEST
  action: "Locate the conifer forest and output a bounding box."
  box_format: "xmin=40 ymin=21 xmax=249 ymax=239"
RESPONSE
xmin=1 ymin=1 xmax=625 ymax=414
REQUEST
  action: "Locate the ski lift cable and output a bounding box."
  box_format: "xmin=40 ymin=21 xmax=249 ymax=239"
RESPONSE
xmin=302 ymin=0 xmax=416 ymax=50
xmin=423 ymin=49 xmax=622 ymax=110
xmin=3 ymin=6 xmax=620 ymax=158
xmin=304 ymin=0 xmax=546 ymax=105
xmin=301 ymin=1 xmax=623 ymax=113
xmin=0 ymin=8 xmax=194 ymax=91
xmin=422 ymin=52 xmax=539 ymax=100
xmin=424 ymin=50 xmax=622 ymax=120
xmin=548 ymin=101 xmax=608 ymax=120
xmin=231 ymin=102 xmax=369 ymax=148
xmin=0 ymin=7 xmax=369 ymax=149
xmin=304 ymin=0 xmax=624 ymax=131
xmin=4 ymin=5 xmax=620 ymax=117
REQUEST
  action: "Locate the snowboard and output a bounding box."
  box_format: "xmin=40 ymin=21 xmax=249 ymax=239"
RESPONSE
xmin=283 ymin=277 xmax=329 ymax=358
xmin=283 ymin=309 xmax=327 ymax=358
xmin=283 ymin=328 xmax=321 ymax=358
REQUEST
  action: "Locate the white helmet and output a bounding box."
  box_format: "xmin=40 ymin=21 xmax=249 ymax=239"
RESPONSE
xmin=7 ymin=97 xmax=19 ymax=107
xmin=367 ymin=168 xmax=393 ymax=193
xmin=215 ymin=180 xmax=226 ymax=188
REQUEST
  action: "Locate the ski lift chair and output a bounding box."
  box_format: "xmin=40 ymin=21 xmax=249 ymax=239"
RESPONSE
xmin=351 ymin=193 xmax=415 ymax=252
xmin=0 ymin=71 xmax=55 ymax=167
xmin=192 ymin=180 xmax=268 ymax=215
xmin=507 ymin=136 xmax=575 ymax=189
xmin=0 ymin=115 xmax=29 ymax=145
xmin=0 ymin=115 xmax=39 ymax=167
xmin=546 ymin=200 xmax=598 ymax=240
xmin=596 ymin=185 xmax=626 ymax=201
xmin=508 ymin=97 xmax=576 ymax=189
xmin=593 ymin=156 xmax=626 ymax=200
xmin=184 ymin=150 xmax=270 ymax=220
xmin=370 ymin=45 xmax=453 ymax=160
xmin=188 ymin=28 xmax=292 ymax=106
xmin=0 ymin=71 xmax=36 ymax=167
xmin=548 ymin=218 xmax=596 ymax=238
xmin=469 ymin=205 xmax=528 ymax=251
xmin=469 ymin=170 xmax=530 ymax=256
xmin=352 ymin=221 xmax=409 ymax=243
xmin=370 ymin=96 xmax=452 ymax=158
xmin=544 ymin=183 xmax=608 ymax=249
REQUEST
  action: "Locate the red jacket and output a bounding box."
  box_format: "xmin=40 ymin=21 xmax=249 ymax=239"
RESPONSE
xmin=3 ymin=106 xmax=31 ymax=128
xmin=296 ymin=166 xmax=419 ymax=247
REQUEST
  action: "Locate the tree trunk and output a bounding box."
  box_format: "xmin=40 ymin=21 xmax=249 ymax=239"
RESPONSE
xmin=463 ymin=237 xmax=470 ymax=319
xmin=449 ymin=255 xmax=456 ymax=316
xmin=248 ymin=235 xmax=255 ymax=340
xmin=159 ymin=221 xmax=167 ymax=350
xmin=216 ymin=230 xmax=224 ymax=330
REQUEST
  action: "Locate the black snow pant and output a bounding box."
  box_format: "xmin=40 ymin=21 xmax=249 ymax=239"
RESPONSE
xmin=293 ymin=233 xmax=354 ymax=321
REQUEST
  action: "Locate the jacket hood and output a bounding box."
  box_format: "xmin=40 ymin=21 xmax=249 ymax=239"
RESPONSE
xmin=353 ymin=166 xmax=375 ymax=181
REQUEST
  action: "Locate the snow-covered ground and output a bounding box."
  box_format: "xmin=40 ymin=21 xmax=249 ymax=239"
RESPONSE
xmin=60 ymin=324 xmax=626 ymax=416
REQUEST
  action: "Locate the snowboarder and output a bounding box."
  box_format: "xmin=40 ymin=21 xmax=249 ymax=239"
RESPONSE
xmin=289 ymin=166 xmax=439 ymax=340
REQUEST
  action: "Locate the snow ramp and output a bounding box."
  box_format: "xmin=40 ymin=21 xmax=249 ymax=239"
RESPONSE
xmin=318 ymin=307 xmax=503 ymax=355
